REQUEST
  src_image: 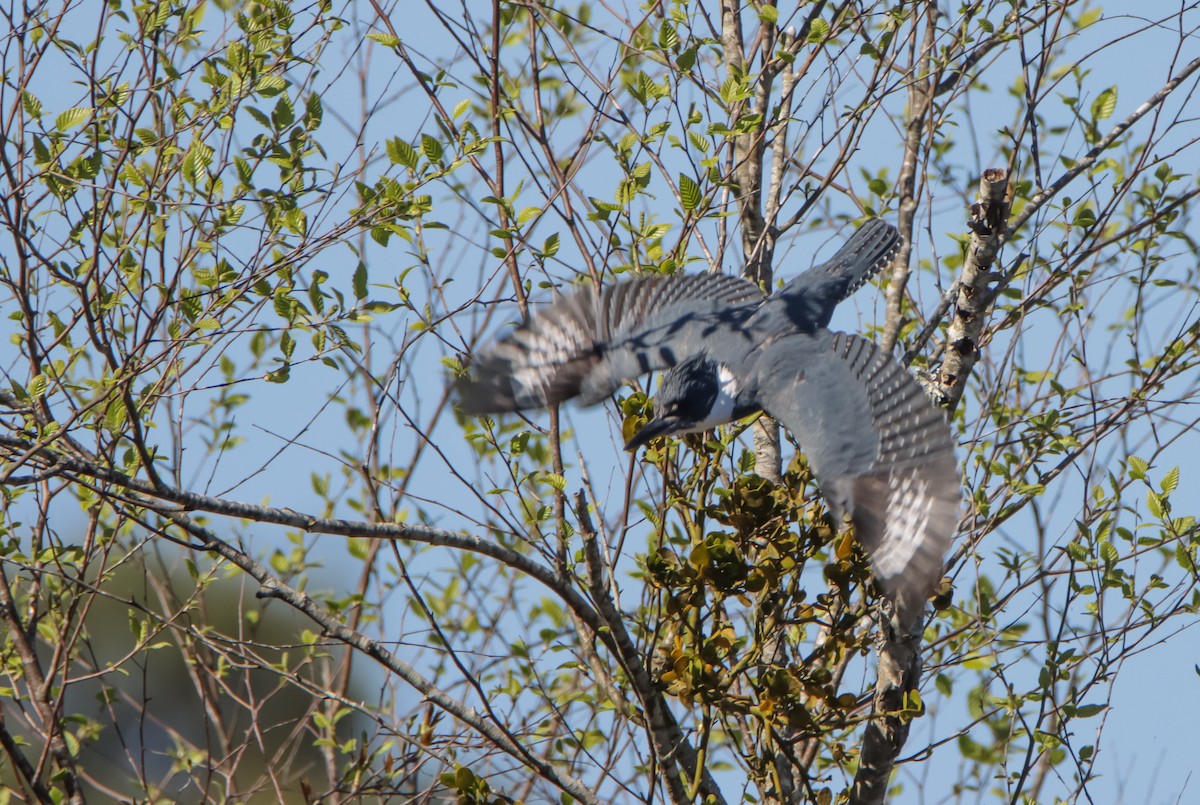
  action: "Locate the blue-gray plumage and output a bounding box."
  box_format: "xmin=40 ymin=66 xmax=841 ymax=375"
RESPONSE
xmin=456 ymin=220 xmax=959 ymax=626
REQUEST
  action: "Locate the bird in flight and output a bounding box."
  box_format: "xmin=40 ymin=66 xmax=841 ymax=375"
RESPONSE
xmin=456 ymin=220 xmax=959 ymax=627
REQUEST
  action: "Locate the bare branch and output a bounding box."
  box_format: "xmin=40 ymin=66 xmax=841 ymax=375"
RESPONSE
xmin=576 ymin=491 xmax=728 ymax=805
xmin=933 ymin=168 xmax=1012 ymax=411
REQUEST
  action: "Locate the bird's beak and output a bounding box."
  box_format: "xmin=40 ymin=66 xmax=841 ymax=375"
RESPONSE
xmin=624 ymin=416 xmax=685 ymax=451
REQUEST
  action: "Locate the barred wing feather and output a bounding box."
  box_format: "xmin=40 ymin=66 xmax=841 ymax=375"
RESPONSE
xmin=456 ymin=273 xmax=763 ymax=414
xmin=755 ymin=332 xmax=959 ymax=626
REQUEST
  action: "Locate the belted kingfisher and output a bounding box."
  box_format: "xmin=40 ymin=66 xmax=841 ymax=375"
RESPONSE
xmin=457 ymin=220 xmax=959 ymax=626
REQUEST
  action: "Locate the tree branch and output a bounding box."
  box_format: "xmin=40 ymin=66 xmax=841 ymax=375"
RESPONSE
xmin=848 ymin=616 xmax=924 ymax=805
xmin=0 ymin=564 xmax=87 ymax=805
xmin=881 ymin=5 xmax=936 ymax=353
xmin=932 ymin=168 xmax=1011 ymax=411
xmin=575 ymin=491 xmax=728 ymax=805
xmin=1007 ymin=53 xmax=1200 ymax=238
xmin=721 ymin=0 xmax=782 ymax=483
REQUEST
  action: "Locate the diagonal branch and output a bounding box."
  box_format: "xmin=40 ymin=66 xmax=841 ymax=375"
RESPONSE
xmin=1007 ymin=53 xmax=1200 ymax=238
xmin=0 ymin=429 xmax=609 ymax=642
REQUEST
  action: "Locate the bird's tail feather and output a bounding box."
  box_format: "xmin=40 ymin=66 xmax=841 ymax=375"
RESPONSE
xmin=812 ymin=218 xmax=902 ymax=302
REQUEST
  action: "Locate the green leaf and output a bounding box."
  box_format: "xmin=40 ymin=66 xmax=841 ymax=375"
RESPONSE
xmin=21 ymin=90 xmax=42 ymax=118
xmin=55 ymin=107 xmax=93 ymax=131
xmin=32 ymin=136 xmax=51 ymax=166
xmin=1160 ymin=466 xmax=1179 ymax=495
xmin=284 ymin=207 xmax=308 ymax=237
xmin=454 ymin=765 xmax=475 ymax=789
xmin=1072 ymin=205 xmax=1096 ymax=228
xmin=256 ymin=75 xmax=287 ymax=96
xmin=643 ymin=223 xmax=670 ymax=241
xmin=1179 ymin=543 xmax=1197 ymax=572
xmin=935 ymin=673 xmax=953 ymax=697
xmin=235 ymin=156 xmax=254 ymax=187
xmin=1099 ymin=539 xmax=1118 ymax=567
xmin=452 ymin=98 xmax=471 ymax=119
xmin=539 ymin=472 xmax=567 ymax=492
xmin=718 ymin=76 xmax=751 ymax=105
xmin=1034 ymin=729 xmax=1061 ymax=750
xmin=1071 ymin=703 xmax=1106 ymax=718
xmin=304 ymin=93 xmax=323 ymax=130
xmin=1091 ymin=86 xmax=1117 ymax=122
xmin=807 ymin=18 xmax=830 ymax=44
xmin=27 ymin=374 xmax=48 ymax=399
xmin=541 ymin=232 xmax=560 ymax=258
xmin=272 ymin=94 xmax=294 ymax=129
xmin=353 ymin=263 xmax=368 ymax=300
xmin=45 ymin=173 xmax=78 ymax=200
xmin=962 ymin=653 xmax=995 ymax=670
xmin=1146 ymin=490 xmax=1166 ymax=519
xmin=387 ymin=137 xmax=418 ymax=169
xmin=1128 ymin=455 xmax=1148 ymax=480
xmin=679 ymin=174 xmax=701 ymax=211
xmin=421 ymin=134 xmax=444 ymax=163
xmin=658 ymin=22 xmax=679 ymax=50
xmin=104 ymin=399 xmax=127 ymax=432
xmin=274 ymin=290 xmax=297 ymax=322
xmin=366 ymin=31 xmax=400 ymax=48
xmin=182 ymin=140 xmax=214 ymax=187
xmin=616 ymin=177 xmax=637 ymax=205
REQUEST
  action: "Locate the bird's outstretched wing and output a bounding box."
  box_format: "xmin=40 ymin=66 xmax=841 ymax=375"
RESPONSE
xmin=758 ymin=219 xmax=901 ymax=331
xmin=457 ymin=273 xmax=763 ymax=414
xmin=754 ymin=331 xmax=959 ymax=626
